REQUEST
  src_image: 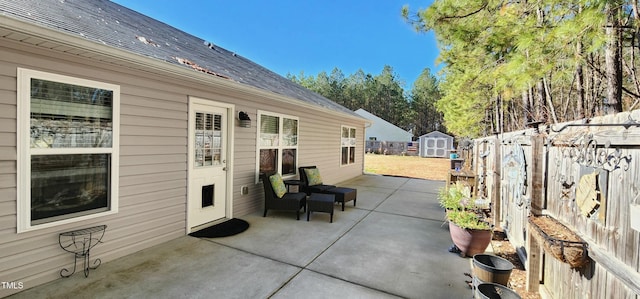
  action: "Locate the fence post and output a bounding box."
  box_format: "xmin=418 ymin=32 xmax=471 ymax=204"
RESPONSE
xmin=526 ymin=134 xmax=545 ymax=292
xmin=529 ymin=134 xmax=545 ymax=215
xmin=491 ymin=135 xmax=501 ymax=226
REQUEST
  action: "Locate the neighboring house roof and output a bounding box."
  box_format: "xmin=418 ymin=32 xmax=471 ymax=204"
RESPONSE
xmin=354 ymin=108 xmax=413 ymax=142
xmin=0 ymin=0 xmax=362 ymax=119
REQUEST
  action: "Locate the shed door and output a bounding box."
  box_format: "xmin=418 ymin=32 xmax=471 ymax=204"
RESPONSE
xmin=426 ymin=137 xmax=447 ymax=157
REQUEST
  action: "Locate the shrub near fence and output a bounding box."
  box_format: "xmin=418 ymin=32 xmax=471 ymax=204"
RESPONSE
xmin=472 ymin=109 xmax=640 ymax=299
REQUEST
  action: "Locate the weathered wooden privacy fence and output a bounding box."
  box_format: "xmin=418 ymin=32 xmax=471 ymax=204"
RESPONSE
xmin=365 ymin=140 xmax=419 ymax=156
xmin=471 ymin=109 xmax=640 ymax=299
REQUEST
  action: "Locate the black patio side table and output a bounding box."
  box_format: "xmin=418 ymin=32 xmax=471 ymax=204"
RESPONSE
xmin=283 ymin=179 xmax=304 ymax=192
xmin=58 ymin=225 xmax=106 ymax=278
xmin=307 ymin=193 xmax=335 ymax=223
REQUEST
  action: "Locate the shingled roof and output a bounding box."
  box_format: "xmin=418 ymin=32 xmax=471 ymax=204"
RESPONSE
xmin=0 ymin=0 xmax=360 ymax=117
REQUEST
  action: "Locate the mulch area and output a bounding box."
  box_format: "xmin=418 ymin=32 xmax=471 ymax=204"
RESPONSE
xmin=489 ymin=229 xmax=541 ymax=299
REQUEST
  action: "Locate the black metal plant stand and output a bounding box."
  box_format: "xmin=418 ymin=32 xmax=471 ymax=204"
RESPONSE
xmin=58 ymin=225 xmax=107 ymax=278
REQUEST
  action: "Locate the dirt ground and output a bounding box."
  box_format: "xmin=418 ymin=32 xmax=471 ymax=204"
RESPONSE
xmin=491 ymin=230 xmax=541 ymax=299
xmin=364 ymin=154 xmax=541 ymax=299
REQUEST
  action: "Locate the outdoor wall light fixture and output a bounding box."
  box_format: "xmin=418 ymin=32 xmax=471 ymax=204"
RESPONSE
xmin=238 ymin=111 xmax=251 ymax=128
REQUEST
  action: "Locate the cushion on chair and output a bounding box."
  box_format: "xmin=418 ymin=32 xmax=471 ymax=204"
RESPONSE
xmin=304 ymin=168 xmax=323 ymax=186
xmin=269 ymin=173 xmax=287 ymax=198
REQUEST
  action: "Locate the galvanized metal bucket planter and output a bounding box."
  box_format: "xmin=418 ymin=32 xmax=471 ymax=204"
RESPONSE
xmin=476 ymin=283 xmax=521 ymax=299
xmin=472 ymin=254 xmax=514 ymax=287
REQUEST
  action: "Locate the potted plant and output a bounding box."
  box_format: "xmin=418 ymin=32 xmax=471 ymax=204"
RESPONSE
xmin=439 ymin=182 xmax=492 ymax=257
xmin=439 ymin=181 xmax=473 ymax=211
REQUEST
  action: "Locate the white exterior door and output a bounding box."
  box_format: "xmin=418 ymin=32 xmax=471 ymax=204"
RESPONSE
xmin=188 ymin=100 xmax=230 ymax=231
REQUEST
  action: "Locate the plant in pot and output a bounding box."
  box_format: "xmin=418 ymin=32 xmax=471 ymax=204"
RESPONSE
xmin=439 ymin=182 xmax=472 ymax=210
xmin=439 ymin=182 xmax=492 ymax=257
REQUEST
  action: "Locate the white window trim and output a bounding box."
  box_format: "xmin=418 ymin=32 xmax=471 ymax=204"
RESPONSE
xmin=17 ymin=68 xmax=120 ymax=233
xmin=255 ymin=110 xmax=299 ymax=183
xmin=341 ymin=125 xmax=357 ymax=166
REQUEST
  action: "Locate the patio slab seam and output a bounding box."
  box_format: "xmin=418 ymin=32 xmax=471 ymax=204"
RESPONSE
xmin=283 ymin=180 xmax=413 ymax=298
xmin=204 ymin=181 xmax=406 ymax=298
xmin=205 ymin=185 xmax=395 ymax=269
xmin=369 ymin=209 xmax=449 ymax=226
xmin=300 ymin=268 xmax=405 ymax=298
xmin=202 ymin=233 xmax=407 ymax=299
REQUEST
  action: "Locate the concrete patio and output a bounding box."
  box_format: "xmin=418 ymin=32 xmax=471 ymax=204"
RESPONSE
xmin=9 ymin=175 xmax=474 ymax=299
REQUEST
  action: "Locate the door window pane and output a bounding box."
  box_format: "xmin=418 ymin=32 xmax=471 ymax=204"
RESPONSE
xmin=212 ymin=114 xmax=222 ymax=165
xmin=195 ymin=112 xmax=222 ymax=167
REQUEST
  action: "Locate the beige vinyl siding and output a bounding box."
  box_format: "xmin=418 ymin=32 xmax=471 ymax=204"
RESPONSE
xmin=0 ymin=53 xmax=18 ymax=290
xmin=0 ymin=71 xmax=16 ymax=167
xmin=218 ymin=98 xmax=365 ymax=215
xmin=231 ymin=107 xmax=261 ymax=215
xmin=0 ymin=36 xmax=366 ymax=296
xmin=0 ymin=43 xmax=189 ymax=297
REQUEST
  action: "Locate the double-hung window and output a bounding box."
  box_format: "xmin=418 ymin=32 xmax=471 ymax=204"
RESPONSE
xmin=341 ymin=126 xmax=356 ymax=165
xmin=17 ymin=69 xmax=119 ymax=232
xmin=257 ymin=111 xmax=298 ymax=180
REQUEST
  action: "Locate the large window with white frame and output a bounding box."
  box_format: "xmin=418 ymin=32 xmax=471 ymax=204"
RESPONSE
xmin=257 ymin=111 xmax=298 ymax=179
xmin=17 ymin=69 xmax=119 ymax=232
xmin=341 ymin=126 xmax=356 ymax=165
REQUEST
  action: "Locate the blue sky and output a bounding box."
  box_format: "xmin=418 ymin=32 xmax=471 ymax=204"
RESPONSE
xmin=111 ymin=0 xmax=439 ymax=87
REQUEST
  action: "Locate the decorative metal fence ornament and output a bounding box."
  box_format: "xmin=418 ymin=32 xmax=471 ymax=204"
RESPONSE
xmin=550 ymin=114 xmax=640 ymax=133
xmin=560 ymin=133 xmax=631 ymax=172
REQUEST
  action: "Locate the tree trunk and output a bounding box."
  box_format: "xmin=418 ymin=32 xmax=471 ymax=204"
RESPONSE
xmin=605 ymin=1 xmax=623 ymax=114
xmin=494 ymin=95 xmax=502 ymax=133
xmin=528 ymin=86 xmax=535 ymax=119
xmin=522 ymin=90 xmax=531 ymax=127
xmin=624 ymin=34 xmax=640 ymax=111
xmin=536 ymin=80 xmax=546 ymax=121
xmin=575 ymin=41 xmax=586 ymax=119
xmin=574 ymin=5 xmax=586 ymax=120
xmin=543 ymin=77 xmax=559 ymax=124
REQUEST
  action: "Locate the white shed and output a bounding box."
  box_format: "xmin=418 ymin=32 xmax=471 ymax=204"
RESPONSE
xmin=418 ymin=131 xmax=454 ymax=158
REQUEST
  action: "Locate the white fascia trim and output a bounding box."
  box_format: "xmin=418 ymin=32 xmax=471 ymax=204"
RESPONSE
xmin=0 ymin=16 xmax=367 ymax=124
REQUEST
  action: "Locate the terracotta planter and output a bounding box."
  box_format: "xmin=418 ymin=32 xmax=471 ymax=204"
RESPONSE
xmin=449 ymin=221 xmax=492 ymax=257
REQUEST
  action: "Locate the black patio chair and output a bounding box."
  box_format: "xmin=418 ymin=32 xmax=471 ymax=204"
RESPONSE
xmin=298 ymin=166 xmax=336 ymax=196
xmin=299 ymin=166 xmax=357 ymax=211
xmin=260 ymin=172 xmax=306 ymax=220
